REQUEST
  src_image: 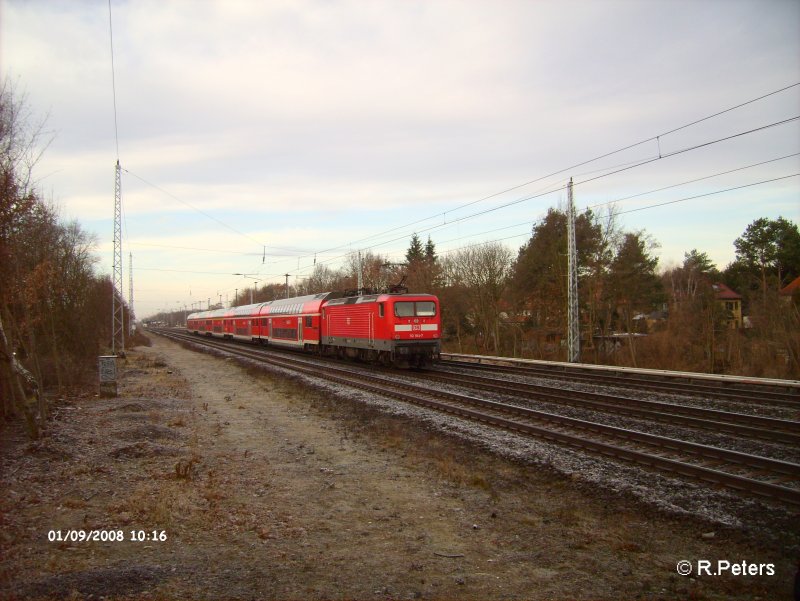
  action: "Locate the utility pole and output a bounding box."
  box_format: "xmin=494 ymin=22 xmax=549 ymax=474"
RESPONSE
xmin=233 ymin=274 xmax=260 ymax=304
xmin=285 ymin=273 xmax=290 ymax=299
xmin=111 ymin=160 xmax=125 ymax=355
xmin=566 ymin=178 xmax=580 ymax=363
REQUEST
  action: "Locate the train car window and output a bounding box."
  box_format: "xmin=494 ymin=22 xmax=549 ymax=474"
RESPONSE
xmin=394 ymin=301 xmax=436 ymax=317
xmin=416 ymin=301 xmax=436 ymax=316
xmin=305 ymin=316 xmax=312 ymax=327
xmin=394 ymin=302 xmax=415 ymax=317
xmin=378 ymin=303 xmax=384 ymax=318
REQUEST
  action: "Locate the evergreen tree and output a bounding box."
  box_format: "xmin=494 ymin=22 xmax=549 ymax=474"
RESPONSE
xmin=424 ymin=236 xmax=436 ymax=263
xmin=683 ymin=249 xmax=718 ymax=277
xmin=405 ymin=233 xmax=424 ymax=264
xmin=733 ymin=216 xmax=800 ymax=294
xmin=608 ymin=232 xmax=664 ymax=328
xmin=511 ymin=207 xmax=606 ymax=338
xmin=405 ymin=234 xmax=441 ymax=293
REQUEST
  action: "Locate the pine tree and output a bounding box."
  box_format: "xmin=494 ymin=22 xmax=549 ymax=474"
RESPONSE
xmin=406 ymin=233 xmax=424 ymax=264
xmin=424 ymin=236 xmax=436 ymax=263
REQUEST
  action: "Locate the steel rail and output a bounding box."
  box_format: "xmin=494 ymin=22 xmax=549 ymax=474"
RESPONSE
xmin=155 ymin=330 xmax=800 ymax=507
xmin=440 ymin=355 xmax=800 ymax=407
xmin=421 ymin=370 xmax=800 ymax=445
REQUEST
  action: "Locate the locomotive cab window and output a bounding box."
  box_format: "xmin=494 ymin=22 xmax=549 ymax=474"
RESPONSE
xmin=394 ymin=301 xmax=436 ymax=317
xmin=416 ymin=301 xmax=436 ymax=316
xmin=394 ymin=302 xmax=414 ymax=317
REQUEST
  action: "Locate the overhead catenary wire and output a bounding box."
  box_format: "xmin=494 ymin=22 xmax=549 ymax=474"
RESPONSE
xmin=587 ymin=152 xmax=800 ymax=208
xmin=609 ymin=173 xmax=799 ymax=218
xmin=395 ymin=172 xmax=800 ymax=261
xmin=169 ymin=165 xmax=798 ymax=308
xmin=305 ymin=116 xmax=799 ymax=266
xmin=292 ymin=82 xmax=800 ymax=261
xmin=128 ymin=82 xmax=799 ymax=273
xmin=108 ymin=0 xmax=120 ymax=161
xmin=282 ymin=152 xmax=800 ymax=275
xmin=130 ymin=82 xmax=799 ymax=308
xmin=127 ymin=241 xmax=307 ymax=257
xmin=166 ymin=152 xmax=799 ymax=300
xmin=122 ymin=168 xmax=266 ymax=248
xmin=108 ymin=0 xmax=127 ymax=351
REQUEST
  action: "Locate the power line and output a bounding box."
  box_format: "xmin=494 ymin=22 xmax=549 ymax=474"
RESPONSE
xmin=121 ymin=168 xmax=265 ymax=247
xmin=587 ymin=152 xmax=800 ymax=208
xmin=610 ymin=173 xmax=799 ymax=218
xmin=290 ymin=157 xmax=799 ymax=275
xmin=107 ymin=0 xmax=120 ymax=160
xmin=131 ymin=83 xmax=799 ymax=295
xmin=153 ymin=169 xmax=798 ymax=306
xmin=126 ymin=241 xmax=314 ymax=257
xmin=108 ymin=0 xmax=125 ymax=356
xmin=323 ymin=116 xmax=799 ymax=262
xmin=133 ymin=267 xmax=246 ymax=275
xmin=573 ymin=117 xmax=799 ymax=190
xmin=659 ymin=82 xmax=800 ymax=138
xmin=297 ymin=82 xmax=800 ymax=260
xmin=122 ymin=167 xmax=321 ymax=258
xmin=128 ymin=83 xmax=799 ymax=279
xmin=419 ymin=173 xmax=800 ymax=260
xmin=290 ymin=115 xmax=799 ymax=273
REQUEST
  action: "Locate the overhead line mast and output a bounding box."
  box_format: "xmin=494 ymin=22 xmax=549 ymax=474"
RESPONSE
xmin=566 ymin=178 xmax=580 ymax=363
xmin=109 ymin=0 xmax=125 ymax=355
xmin=112 ymin=161 xmax=125 ymax=355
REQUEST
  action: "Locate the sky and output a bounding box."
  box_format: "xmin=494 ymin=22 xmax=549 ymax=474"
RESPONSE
xmin=2 ymin=0 xmax=799 ymax=318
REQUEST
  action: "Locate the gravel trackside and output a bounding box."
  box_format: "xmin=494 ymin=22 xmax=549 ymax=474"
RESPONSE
xmin=0 ymin=333 xmax=797 ymax=600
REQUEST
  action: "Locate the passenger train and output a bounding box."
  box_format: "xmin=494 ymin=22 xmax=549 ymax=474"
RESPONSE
xmin=186 ymin=291 xmax=441 ymax=368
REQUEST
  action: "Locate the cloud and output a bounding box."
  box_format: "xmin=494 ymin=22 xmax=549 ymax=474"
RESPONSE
xmin=4 ymin=0 xmax=799 ymax=315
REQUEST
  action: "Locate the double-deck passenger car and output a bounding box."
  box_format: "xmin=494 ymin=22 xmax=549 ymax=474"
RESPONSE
xmin=186 ymin=291 xmax=440 ymax=368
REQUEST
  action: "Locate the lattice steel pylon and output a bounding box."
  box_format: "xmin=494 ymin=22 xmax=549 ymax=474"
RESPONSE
xmin=566 ymin=178 xmax=580 ymax=363
xmin=112 ymin=160 xmax=125 ymax=355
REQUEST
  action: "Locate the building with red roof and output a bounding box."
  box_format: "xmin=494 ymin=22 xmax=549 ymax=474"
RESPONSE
xmin=779 ymin=275 xmax=800 ymax=300
xmin=712 ymin=283 xmax=742 ymax=328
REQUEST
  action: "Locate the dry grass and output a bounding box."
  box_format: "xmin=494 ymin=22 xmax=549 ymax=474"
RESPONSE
xmin=108 ymin=481 xmax=193 ymax=529
xmin=2 ymin=343 xmax=793 ymax=601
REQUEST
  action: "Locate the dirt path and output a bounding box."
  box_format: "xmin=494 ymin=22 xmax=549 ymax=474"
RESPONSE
xmin=0 ymin=334 xmax=795 ymax=600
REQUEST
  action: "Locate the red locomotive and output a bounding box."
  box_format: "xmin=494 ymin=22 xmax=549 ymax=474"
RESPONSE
xmin=186 ymin=291 xmax=441 ymax=368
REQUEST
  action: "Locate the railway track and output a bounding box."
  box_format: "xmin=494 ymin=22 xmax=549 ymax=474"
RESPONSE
xmin=421 ymin=369 xmax=800 ymax=445
xmin=154 ymin=330 xmax=800 ymax=507
xmin=441 ymin=354 xmax=800 ymax=408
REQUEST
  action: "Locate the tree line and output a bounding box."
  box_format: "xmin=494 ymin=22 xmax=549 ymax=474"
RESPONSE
xmin=1 ymin=84 xmax=132 ymax=438
xmin=4 ymin=78 xmax=798 ymax=443
xmin=177 ymin=207 xmax=798 ymax=379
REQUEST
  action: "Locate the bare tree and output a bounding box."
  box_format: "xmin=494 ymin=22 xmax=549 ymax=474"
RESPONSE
xmin=447 ymin=242 xmax=512 ymax=353
xmin=343 ymin=250 xmax=391 ymax=294
xmin=303 ymin=263 xmax=344 ymax=295
xmin=1 ymin=81 xmax=124 ymax=437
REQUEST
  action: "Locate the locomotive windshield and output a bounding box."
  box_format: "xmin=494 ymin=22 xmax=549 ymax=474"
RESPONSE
xmin=394 ymin=301 xmax=437 ymax=317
